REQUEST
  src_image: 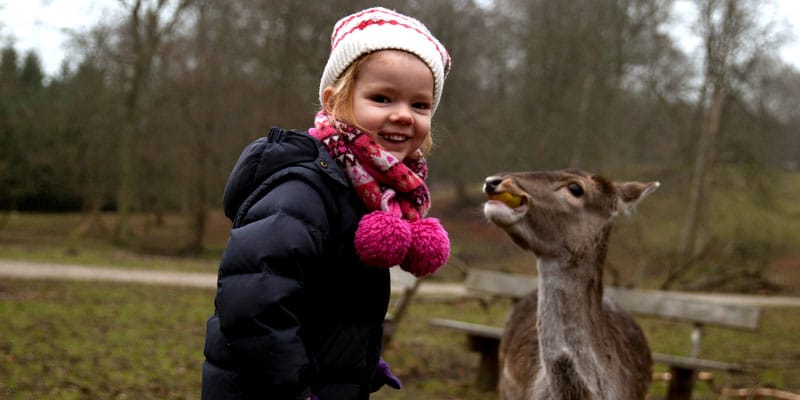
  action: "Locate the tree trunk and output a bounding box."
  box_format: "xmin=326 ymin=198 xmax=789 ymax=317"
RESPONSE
xmin=569 ymin=72 xmax=595 ymax=168
xmin=680 ymin=81 xmax=724 ymax=260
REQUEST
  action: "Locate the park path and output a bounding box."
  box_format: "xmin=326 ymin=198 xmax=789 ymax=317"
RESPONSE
xmin=0 ymin=259 xmax=465 ymax=297
xmin=1 ymin=259 xmax=799 ymax=307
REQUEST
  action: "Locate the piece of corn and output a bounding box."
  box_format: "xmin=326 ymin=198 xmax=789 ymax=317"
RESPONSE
xmin=488 ymin=192 xmax=522 ymax=208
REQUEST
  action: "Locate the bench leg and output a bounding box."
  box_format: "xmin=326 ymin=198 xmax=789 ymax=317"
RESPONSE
xmin=466 ymin=336 xmax=500 ymax=391
xmin=666 ymin=366 xmax=697 ymax=400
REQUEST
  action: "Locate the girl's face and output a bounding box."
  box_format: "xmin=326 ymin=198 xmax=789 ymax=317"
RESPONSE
xmin=349 ymin=50 xmax=434 ymax=161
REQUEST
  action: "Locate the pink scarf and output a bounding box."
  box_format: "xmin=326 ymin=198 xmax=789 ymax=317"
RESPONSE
xmin=308 ymin=110 xmax=430 ymax=221
xmin=308 ymin=110 xmax=448 ymax=277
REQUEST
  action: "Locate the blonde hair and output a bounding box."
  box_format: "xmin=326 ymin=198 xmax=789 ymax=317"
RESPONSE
xmin=322 ymin=52 xmax=434 ymax=157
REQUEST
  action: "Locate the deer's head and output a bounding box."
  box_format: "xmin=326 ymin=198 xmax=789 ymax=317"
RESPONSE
xmin=483 ymin=170 xmax=659 ymax=259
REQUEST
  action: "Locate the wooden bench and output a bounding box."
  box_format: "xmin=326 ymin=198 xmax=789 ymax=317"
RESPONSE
xmin=429 ymin=268 xmax=762 ymax=400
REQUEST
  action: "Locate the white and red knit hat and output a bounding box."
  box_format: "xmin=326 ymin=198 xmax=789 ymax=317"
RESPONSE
xmin=319 ymin=7 xmax=451 ymax=113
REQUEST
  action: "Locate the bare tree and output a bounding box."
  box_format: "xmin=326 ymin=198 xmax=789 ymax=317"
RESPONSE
xmin=666 ymin=0 xmax=763 ymax=288
xmin=114 ymin=0 xmax=193 ymax=243
xmin=65 ymin=62 xmax=121 ymax=236
xmin=164 ymin=0 xmax=255 ymax=252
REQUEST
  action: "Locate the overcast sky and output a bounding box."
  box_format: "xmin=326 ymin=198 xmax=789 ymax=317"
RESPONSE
xmin=1 ymin=0 xmax=799 ymax=76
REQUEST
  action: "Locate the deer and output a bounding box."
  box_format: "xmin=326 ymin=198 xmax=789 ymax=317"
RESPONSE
xmin=482 ymin=169 xmax=659 ymax=400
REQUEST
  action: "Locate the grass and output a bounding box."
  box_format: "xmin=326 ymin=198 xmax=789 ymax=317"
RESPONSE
xmin=0 ymin=280 xmax=210 ymax=399
xmin=0 ymin=280 xmax=798 ymax=399
xmin=0 ymin=212 xmax=221 ymax=273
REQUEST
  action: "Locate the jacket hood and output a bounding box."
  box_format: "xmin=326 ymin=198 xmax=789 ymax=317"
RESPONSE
xmin=222 ymin=128 xmax=346 ymax=221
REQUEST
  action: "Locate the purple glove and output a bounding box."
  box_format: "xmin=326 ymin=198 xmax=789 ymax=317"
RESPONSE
xmin=377 ymin=357 xmax=402 ymax=389
xmin=309 ymin=395 xmax=319 ymax=400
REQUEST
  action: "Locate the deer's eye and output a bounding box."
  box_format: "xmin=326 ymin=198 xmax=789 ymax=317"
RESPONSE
xmin=567 ymin=183 xmax=584 ymax=197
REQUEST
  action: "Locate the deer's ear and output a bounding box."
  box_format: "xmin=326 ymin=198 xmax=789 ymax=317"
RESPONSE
xmin=615 ymin=181 xmax=660 ymax=215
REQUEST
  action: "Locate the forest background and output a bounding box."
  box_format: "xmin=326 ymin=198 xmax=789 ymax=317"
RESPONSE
xmin=1 ymin=0 xmax=799 ymax=292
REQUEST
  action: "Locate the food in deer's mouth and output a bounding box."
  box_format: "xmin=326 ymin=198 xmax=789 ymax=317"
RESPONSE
xmin=488 ymin=192 xmax=522 ymax=208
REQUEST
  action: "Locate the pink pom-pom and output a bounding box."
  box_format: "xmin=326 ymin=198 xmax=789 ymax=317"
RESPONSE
xmin=401 ymin=218 xmax=450 ymax=277
xmin=354 ymin=211 xmax=412 ymax=268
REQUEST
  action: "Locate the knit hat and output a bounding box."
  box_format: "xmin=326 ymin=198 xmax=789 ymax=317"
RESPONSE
xmin=319 ymin=7 xmax=451 ymax=113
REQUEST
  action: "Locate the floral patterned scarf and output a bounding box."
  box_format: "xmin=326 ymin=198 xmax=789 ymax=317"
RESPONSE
xmin=308 ymin=110 xmax=430 ymax=221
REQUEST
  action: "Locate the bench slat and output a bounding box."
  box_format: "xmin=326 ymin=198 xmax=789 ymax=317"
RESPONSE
xmin=652 ymin=353 xmax=747 ymax=373
xmin=465 ymin=269 xmax=536 ymax=298
xmin=606 ymin=288 xmax=762 ymax=330
xmin=429 ymin=318 xmax=504 ymax=339
xmin=465 ymin=268 xmax=762 ymax=330
xmin=429 ymin=319 xmax=750 ymax=373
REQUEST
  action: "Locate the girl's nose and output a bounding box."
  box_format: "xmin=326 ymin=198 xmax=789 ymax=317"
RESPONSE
xmin=389 ymin=105 xmax=413 ymax=125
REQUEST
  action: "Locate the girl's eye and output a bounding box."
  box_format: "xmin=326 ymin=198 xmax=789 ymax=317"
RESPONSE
xmin=567 ymin=183 xmax=584 ymax=197
xmin=370 ymin=95 xmax=390 ymax=103
xmin=413 ymin=102 xmax=431 ymax=110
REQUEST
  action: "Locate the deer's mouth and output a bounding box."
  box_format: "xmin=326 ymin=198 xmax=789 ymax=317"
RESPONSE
xmin=484 ymin=192 xmax=528 ymax=227
xmin=487 ymin=192 xmax=526 ymax=209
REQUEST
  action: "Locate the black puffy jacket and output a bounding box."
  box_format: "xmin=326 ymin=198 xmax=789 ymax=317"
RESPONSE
xmin=202 ymin=128 xmax=391 ymax=400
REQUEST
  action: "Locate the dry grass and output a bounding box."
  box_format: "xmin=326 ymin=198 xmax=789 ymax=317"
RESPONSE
xmin=3 ymin=279 xmax=796 ymax=400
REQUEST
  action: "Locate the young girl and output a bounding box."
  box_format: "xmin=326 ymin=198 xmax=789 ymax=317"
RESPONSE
xmin=202 ymin=7 xmax=451 ymax=400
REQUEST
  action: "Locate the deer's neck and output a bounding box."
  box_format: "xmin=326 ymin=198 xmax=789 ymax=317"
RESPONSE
xmin=535 ymin=235 xmax=610 ymax=396
xmin=535 ymin=253 xmax=605 ymax=344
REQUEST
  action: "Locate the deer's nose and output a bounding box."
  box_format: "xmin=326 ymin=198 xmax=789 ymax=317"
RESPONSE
xmin=483 ymin=177 xmax=503 ymax=194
